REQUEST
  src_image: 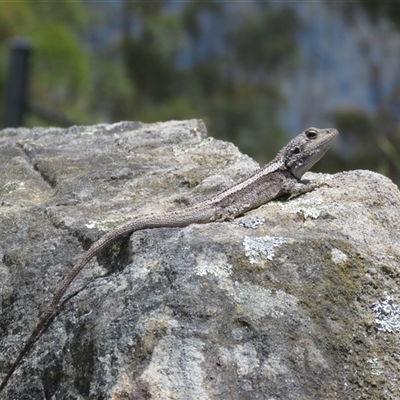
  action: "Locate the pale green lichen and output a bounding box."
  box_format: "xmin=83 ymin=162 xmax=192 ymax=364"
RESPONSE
xmin=173 ymin=137 xmax=213 ymax=156
xmin=331 ymin=248 xmax=348 ymax=265
xmin=278 ymin=196 xmax=324 ymax=219
xmin=264 ymin=194 xmax=343 ymax=220
xmin=86 ymin=217 xmax=132 ymax=231
xmin=366 ymin=358 xmax=384 ymax=376
xmin=79 ymin=126 xmax=99 ymax=135
xmin=372 ymin=295 xmax=400 ymax=333
xmin=233 ymin=284 xmax=298 ymax=320
xmin=232 ymin=343 xmax=259 ymax=378
xmin=243 ymin=235 xmax=286 ymax=264
xmin=236 ymin=216 xmax=265 ymax=229
xmin=0 ymin=181 xmax=24 ymax=195
xmin=194 ymin=252 xmax=232 ymax=277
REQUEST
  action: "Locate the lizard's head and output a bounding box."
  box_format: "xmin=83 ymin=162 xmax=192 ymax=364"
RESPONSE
xmin=283 ymin=127 xmax=338 ymax=179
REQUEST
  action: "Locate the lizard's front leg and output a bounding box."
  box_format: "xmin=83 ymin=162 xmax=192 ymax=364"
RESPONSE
xmin=282 ymin=178 xmax=328 ymax=196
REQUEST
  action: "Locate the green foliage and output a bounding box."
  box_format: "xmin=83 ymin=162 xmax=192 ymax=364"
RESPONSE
xmin=0 ymin=0 xmax=90 ymax=126
xmin=232 ymin=6 xmax=298 ymax=73
xmin=31 ymin=23 xmax=90 ymax=103
xmin=332 ymin=109 xmax=375 ymax=138
xmin=123 ymin=36 xmax=180 ymax=103
xmin=331 ymin=109 xmax=400 ymax=181
xmin=338 ymin=2 xmax=400 ymax=184
xmin=0 ymin=0 xmax=300 ymax=163
xmin=358 ymin=0 xmax=400 ymax=28
xmin=122 ymin=1 xmax=299 ymax=162
xmin=91 ymin=59 xmax=136 ymax=123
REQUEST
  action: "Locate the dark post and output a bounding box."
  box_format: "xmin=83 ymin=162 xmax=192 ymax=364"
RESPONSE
xmin=3 ymin=38 xmax=31 ymax=127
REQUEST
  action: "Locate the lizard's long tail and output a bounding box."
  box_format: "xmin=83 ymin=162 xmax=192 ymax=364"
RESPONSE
xmin=0 ymin=207 xmax=214 ymax=393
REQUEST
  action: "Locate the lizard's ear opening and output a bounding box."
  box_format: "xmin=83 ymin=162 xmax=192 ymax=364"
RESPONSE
xmin=293 ymin=147 xmax=301 ymax=154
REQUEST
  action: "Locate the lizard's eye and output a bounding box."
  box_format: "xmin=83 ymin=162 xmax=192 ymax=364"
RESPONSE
xmin=305 ymin=128 xmax=318 ymax=139
xmin=293 ymin=147 xmax=300 ymax=154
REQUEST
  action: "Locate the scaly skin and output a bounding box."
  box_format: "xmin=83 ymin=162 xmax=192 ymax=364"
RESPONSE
xmin=0 ymin=127 xmax=338 ymax=393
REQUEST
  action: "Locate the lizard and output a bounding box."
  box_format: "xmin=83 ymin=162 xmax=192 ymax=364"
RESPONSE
xmin=0 ymin=126 xmax=338 ymax=393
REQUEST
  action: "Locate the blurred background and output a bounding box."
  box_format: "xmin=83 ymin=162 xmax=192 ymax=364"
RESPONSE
xmin=1 ymin=0 xmax=400 ymax=184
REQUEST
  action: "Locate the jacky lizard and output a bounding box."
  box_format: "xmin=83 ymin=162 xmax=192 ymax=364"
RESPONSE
xmin=0 ymin=126 xmax=338 ymax=393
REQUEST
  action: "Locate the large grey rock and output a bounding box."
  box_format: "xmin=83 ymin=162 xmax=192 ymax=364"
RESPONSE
xmin=1 ymin=120 xmax=400 ymax=399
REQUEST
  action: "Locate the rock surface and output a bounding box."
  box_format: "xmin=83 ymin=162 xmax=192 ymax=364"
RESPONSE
xmin=1 ymin=120 xmax=400 ymax=399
